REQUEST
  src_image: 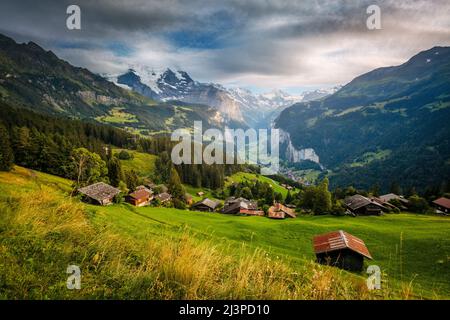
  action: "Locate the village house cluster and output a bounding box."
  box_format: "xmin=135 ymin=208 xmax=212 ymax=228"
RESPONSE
xmin=77 ymin=181 xmax=299 ymax=220
xmin=76 ymin=181 xmax=449 ymax=272
xmin=77 ymin=182 xmax=450 ymax=218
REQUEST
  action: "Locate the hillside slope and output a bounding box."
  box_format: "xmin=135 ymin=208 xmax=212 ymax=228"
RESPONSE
xmin=0 ymin=166 xmax=376 ymax=299
xmin=275 ymin=46 xmax=450 ymax=191
xmin=1 ymin=167 xmax=449 ymax=299
xmin=0 ymin=33 xmax=224 ymax=135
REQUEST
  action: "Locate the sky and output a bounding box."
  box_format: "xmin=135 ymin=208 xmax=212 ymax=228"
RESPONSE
xmin=0 ymin=0 xmax=450 ymax=94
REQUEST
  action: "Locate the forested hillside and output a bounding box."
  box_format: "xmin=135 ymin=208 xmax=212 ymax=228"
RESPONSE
xmin=0 ymin=33 xmax=224 ymax=135
xmin=276 ymin=47 xmax=450 ymax=192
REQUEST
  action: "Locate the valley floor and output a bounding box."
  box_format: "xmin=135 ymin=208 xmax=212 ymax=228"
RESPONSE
xmin=0 ymin=167 xmax=449 ymax=299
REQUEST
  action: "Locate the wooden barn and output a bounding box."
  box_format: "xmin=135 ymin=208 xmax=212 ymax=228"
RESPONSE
xmin=313 ymin=230 xmax=373 ymax=271
xmin=222 ymin=197 xmax=264 ymax=216
xmin=268 ymin=202 xmax=296 ymax=219
xmin=191 ymin=198 xmax=218 ymax=212
xmin=78 ymin=182 xmax=121 ymax=206
xmin=379 ymin=193 xmax=409 ymax=205
xmin=344 ymin=194 xmax=387 ymax=216
xmin=155 ymin=192 xmax=171 ymax=203
xmin=432 ymin=197 xmax=450 ymax=214
xmin=126 ymin=187 xmax=153 ymax=207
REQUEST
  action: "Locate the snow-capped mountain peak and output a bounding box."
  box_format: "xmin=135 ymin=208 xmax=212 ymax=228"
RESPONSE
xmin=109 ymin=66 xmax=340 ymax=127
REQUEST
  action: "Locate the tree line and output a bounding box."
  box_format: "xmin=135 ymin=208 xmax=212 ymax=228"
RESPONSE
xmin=0 ymin=103 xmax=255 ymax=201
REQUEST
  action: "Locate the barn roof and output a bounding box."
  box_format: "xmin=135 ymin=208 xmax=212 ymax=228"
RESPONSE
xmin=433 ymin=197 xmax=450 ymax=209
xmin=192 ymin=198 xmax=218 ymax=210
xmin=379 ymin=193 xmax=409 ymax=204
xmin=223 ymin=197 xmax=258 ymax=214
xmin=313 ymin=230 xmax=372 ymax=259
xmin=78 ymin=182 xmax=121 ymax=202
xmin=268 ymin=203 xmax=296 ymax=218
xmin=344 ymin=194 xmax=386 ymax=211
xmin=129 ymin=189 xmax=151 ymax=200
xmin=155 ymin=192 xmax=171 ymax=201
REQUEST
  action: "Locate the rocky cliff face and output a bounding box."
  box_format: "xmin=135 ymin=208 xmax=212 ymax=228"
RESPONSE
xmin=279 ymin=129 xmax=320 ymax=163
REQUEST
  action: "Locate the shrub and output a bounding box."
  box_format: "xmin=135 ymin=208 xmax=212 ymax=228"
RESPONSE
xmin=117 ymin=150 xmax=133 ymax=160
xmin=407 ymin=195 xmax=429 ymax=213
xmin=172 ymin=198 xmax=186 ymax=210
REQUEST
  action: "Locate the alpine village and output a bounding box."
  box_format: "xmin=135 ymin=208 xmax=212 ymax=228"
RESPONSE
xmin=0 ymin=31 xmax=449 ymax=300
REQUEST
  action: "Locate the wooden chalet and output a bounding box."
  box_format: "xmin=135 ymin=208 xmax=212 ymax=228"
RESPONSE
xmin=197 ymin=191 xmax=205 ymax=197
xmin=126 ymin=187 xmax=153 ymax=207
xmin=191 ymin=198 xmax=218 ymax=212
xmin=344 ymin=194 xmax=387 ymax=216
xmin=379 ymin=193 xmax=409 ymax=205
xmin=155 ymin=192 xmax=171 ymax=203
xmin=268 ymin=202 xmax=296 ymax=219
xmin=432 ymin=197 xmax=450 ymax=214
xmin=222 ymin=197 xmax=264 ymax=216
xmin=373 ymin=193 xmax=409 ymax=211
xmin=313 ymin=230 xmax=373 ymax=271
xmin=78 ymin=182 xmax=121 ymax=206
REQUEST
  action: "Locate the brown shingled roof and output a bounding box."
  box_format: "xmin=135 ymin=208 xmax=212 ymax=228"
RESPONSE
xmin=192 ymin=198 xmax=218 ymax=210
xmin=78 ymin=182 xmax=121 ymax=202
xmin=129 ymin=189 xmax=152 ymax=200
xmin=313 ymin=230 xmax=372 ymax=259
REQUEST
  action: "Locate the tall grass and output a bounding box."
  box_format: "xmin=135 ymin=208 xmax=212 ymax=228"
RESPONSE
xmin=0 ymin=187 xmax=396 ymax=299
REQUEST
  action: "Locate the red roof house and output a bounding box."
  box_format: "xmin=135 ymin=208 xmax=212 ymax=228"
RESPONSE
xmin=313 ymin=230 xmax=372 ymax=271
xmin=432 ymin=197 xmax=450 ymax=214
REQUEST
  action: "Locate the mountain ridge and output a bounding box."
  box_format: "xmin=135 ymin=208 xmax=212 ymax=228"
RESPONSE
xmin=0 ymin=33 xmax=228 ymax=135
xmin=112 ymin=67 xmax=340 ymax=127
xmin=275 ymin=46 xmax=450 ymax=191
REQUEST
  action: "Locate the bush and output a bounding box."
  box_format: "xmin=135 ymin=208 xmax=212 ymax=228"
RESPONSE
xmin=117 ymin=150 xmax=133 ymax=160
xmin=172 ymin=198 xmax=186 ymax=210
xmin=151 ymin=198 xmax=161 ymax=207
xmin=407 ymin=195 xmax=429 ymax=213
xmin=331 ymin=200 xmax=346 ymax=216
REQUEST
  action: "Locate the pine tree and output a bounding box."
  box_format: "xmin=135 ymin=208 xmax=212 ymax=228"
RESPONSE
xmin=154 ymin=151 xmax=172 ymax=184
xmin=168 ymin=167 xmax=185 ymax=200
xmin=285 ymin=191 xmax=293 ymax=204
xmin=124 ymin=169 xmax=139 ymax=191
xmin=313 ymin=178 xmax=332 ymax=214
xmin=390 ymin=181 xmax=402 ymax=195
xmin=108 ymin=156 xmax=123 ymax=187
xmin=0 ymin=124 xmax=14 ymax=171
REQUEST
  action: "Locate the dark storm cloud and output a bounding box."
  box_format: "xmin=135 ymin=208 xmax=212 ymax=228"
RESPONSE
xmin=0 ymin=0 xmax=449 ymax=89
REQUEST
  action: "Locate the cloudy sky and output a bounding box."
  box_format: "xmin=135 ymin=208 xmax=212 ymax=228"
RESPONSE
xmin=1 ymin=0 xmax=450 ymax=93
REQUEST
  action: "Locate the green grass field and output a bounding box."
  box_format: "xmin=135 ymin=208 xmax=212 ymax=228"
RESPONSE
xmin=225 ymin=172 xmax=289 ymax=198
xmin=92 ymin=203 xmax=450 ymax=298
xmin=114 ymin=148 xmax=157 ymax=177
xmin=1 ymin=167 xmax=449 ymax=299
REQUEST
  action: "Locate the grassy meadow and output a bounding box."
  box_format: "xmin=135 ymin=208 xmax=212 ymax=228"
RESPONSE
xmin=0 ymin=166 xmax=449 ymax=299
xmin=114 ymin=148 xmax=157 ymax=177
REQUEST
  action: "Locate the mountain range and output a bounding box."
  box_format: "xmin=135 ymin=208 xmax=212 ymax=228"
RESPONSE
xmin=1 ymin=32 xmax=448 ymax=191
xmin=110 ymin=67 xmax=339 ymax=127
xmin=0 ymin=33 xmax=236 ymax=135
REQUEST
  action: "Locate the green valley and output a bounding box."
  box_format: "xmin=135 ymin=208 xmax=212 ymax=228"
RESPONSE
xmin=0 ymin=167 xmax=449 ymax=299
